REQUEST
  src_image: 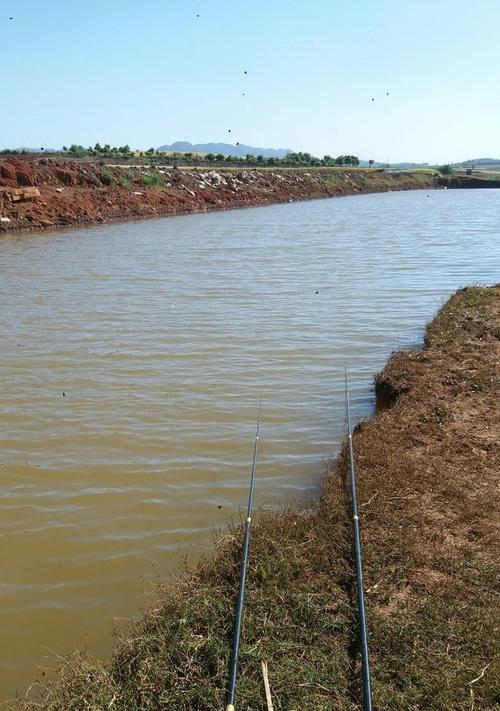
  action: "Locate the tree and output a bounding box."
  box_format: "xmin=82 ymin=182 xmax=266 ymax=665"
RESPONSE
xmin=68 ymin=144 xmax=87 ymax=156
xmin=369 ymin=159 xmax=375 ymax=168
xmin=438 ymin=164 xmax=452 ymax=175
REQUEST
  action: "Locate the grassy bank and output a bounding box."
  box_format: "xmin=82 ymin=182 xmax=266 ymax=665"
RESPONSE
xmin=20 ymin=286 xmax=499 ymax=710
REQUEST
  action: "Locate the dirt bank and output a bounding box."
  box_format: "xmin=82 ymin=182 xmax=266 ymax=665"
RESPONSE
xmin=19 ymin=285 xmax=499 ymax=710
xmin=0 ymin=158 xmax=438 ymax=234
xmin=438 ymin=175 xmax=500 ymax=189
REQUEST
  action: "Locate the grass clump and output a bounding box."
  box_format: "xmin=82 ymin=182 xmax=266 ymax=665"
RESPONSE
xmin=119 ymin=171 xmax=135 ymax=189
xmin=99 ymin=169 xmax=115 ymax=186
xmin=142 ymin=173 xmax=165 ymax=188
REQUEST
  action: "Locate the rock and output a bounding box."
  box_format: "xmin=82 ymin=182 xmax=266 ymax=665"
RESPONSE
xmin=2 ymin=187 xmax=41 ymax=202
xmin=56 ymin=169 xmax=77 ymax=186
xmin=55 ymin=187 xmax=64 ymax=193
xmin=16 ymin=171 xmax=34 ymax=187
xmin=0 ymin=164 xmax=16 ymax=182
xmin=0 ymin=216 xmax=11 ymax=222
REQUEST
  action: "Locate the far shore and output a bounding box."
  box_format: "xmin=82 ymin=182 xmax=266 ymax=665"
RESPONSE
xmin=1 ymin=158 xmax=445 ymax=235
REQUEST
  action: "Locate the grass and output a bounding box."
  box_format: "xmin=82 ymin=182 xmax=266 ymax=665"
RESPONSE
xmin=142 ymin=173 xmax=166 ymax=188
xmin=99 ymin=169 xmax=115 ymax=186
xmin=119 ymin=171 xmax=135 ymax=189
xmin=18 ymin=286 xmax=499 ymax=710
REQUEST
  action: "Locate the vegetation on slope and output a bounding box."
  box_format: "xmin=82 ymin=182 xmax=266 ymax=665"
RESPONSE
xmin=20 ymin=286 xmax=499 ymax=710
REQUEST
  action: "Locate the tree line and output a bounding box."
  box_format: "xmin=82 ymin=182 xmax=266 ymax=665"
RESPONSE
xmin=0 ymin=144 xmax=360 ymax=168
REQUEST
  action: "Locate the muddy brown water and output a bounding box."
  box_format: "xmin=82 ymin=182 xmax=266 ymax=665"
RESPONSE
xmin=0 ymin=189 xmax=498 ymax=699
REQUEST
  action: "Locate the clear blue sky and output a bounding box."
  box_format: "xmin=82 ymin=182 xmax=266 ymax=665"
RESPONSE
xmin=1 ymin=0 xmax=499 ymax=163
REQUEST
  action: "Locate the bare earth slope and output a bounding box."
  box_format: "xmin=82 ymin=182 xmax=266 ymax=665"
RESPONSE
xmin=0 ymin=158 xmax=437 ymax=234
xmin=20 ymin=286 xmax=499 ymax=710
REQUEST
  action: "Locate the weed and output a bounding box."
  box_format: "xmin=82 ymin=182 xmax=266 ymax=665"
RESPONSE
xmin=142 ymin=173 xmax=165 ymax=188
xmin=99 ymin=169 xmax=114 ymax=186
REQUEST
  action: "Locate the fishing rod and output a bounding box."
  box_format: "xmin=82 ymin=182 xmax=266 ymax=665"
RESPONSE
xmin=225 ymin=401 xmax=262 ymax=711
xmin=345 ymin=371 xmax=373 ymax=711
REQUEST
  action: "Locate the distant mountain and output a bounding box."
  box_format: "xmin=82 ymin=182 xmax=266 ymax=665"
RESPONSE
xmin=451 ymin=157 xmax=500 ymax=166
xmin=359 ymin=160 xmax=431 ymax=169
xmin=157 ymin=141 xmax=293 ymax=159
xmin=6 ymin=147 xmax=58 ymax=153
xmin=360 ymin=157 xmax=500 ymax=169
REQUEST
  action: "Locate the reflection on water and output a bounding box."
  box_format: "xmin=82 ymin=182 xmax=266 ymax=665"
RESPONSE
xmin=0 ymin=188 xmax=498 ymax=698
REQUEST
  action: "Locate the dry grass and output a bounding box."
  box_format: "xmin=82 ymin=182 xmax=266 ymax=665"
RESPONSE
xmin=19 ymin=286 xmax=499 ymax=710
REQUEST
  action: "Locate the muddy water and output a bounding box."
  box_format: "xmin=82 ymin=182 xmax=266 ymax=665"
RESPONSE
xmin=0 ymin=189 xmax=498 ymax=699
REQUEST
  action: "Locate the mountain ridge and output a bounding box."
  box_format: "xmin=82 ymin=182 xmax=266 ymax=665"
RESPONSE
xmin=157 ymin=141 xmax=292 ymax=158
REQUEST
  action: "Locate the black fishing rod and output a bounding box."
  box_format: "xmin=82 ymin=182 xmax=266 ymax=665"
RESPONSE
xmin=345 ymin=371 xmax=373 ymax=711
xmin=225 ymin=402 xmax=262 ymax=711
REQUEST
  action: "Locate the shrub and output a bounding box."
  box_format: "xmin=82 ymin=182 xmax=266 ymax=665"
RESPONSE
xmin=99 ymin=170 xmax=114 ymax=186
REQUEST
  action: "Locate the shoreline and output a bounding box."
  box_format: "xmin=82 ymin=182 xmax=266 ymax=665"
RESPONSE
xmin=19 ymin=285 xmax=499 ymax=710
xmin=1 ymin=158 xmax=441 ymax=235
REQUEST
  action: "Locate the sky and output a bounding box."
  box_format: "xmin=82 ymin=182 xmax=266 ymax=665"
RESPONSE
xmin=1 ymin=0 xmax=499 ymax=163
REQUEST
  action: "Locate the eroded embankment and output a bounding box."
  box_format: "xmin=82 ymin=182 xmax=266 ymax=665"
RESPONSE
xmin=20 ymin=286 xmax=499 ymax=711
xmin=0 ymin=158 xmax=437 ymax=234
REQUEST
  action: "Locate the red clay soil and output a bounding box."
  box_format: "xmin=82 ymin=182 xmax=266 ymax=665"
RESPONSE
xmin=0 ymin=157 xmax=437 ymax=234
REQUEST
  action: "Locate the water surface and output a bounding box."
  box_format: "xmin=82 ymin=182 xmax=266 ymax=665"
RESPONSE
xmin=0 ymin=188 xmax=498 ymax=699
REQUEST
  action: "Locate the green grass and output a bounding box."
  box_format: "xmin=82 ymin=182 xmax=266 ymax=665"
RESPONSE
xmin=99 ymin=169 xmax=115 ymax=186
xmin=142 ymin=173 xmax=166 ymax=187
